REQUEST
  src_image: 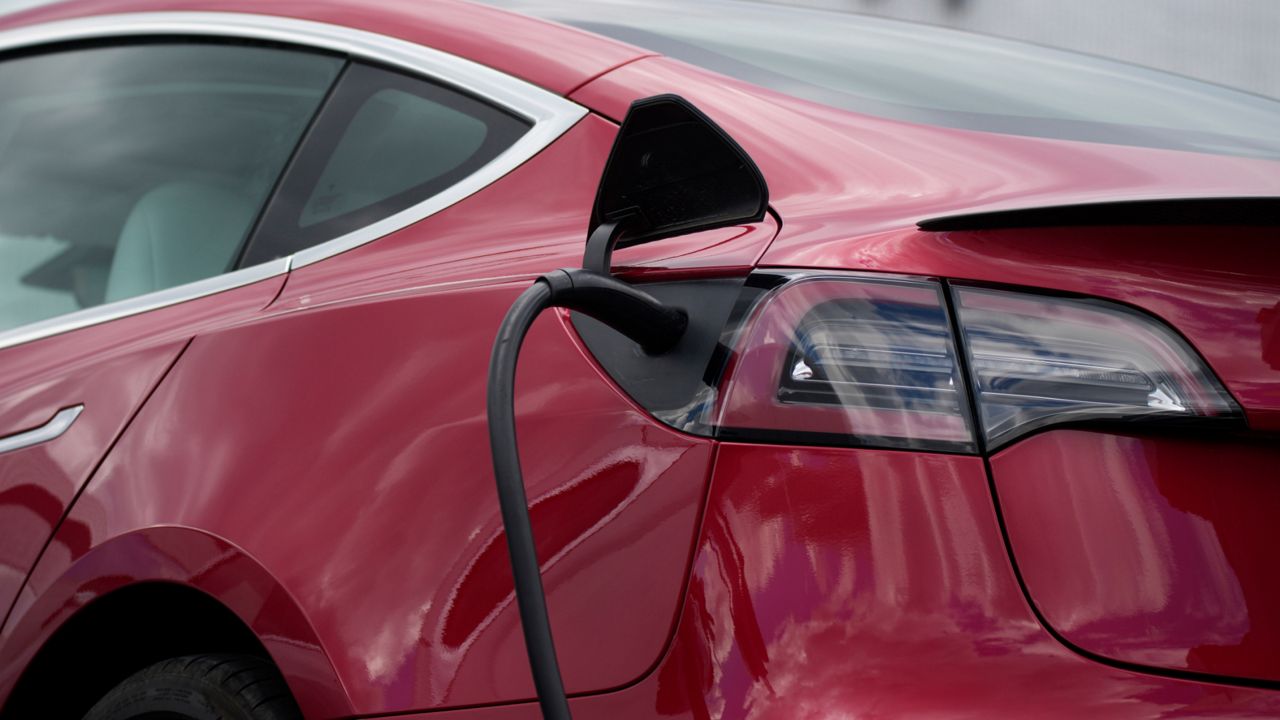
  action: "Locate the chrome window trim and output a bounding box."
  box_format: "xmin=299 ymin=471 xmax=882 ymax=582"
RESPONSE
xmin=0 ymin=12 xmax=587 ymax=352
xmin=0 ymin=405 xmax=84 ymax=455
xmin=0 ymin=259 xmax=291 ymax=351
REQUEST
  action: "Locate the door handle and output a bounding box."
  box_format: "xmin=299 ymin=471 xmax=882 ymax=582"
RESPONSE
xmin=0 ymin=405 xmax=84 ymax=455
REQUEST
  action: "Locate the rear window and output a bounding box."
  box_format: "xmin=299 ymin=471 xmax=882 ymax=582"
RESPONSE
xmin=482 ymin=0 xmax=1280 ymax=160
xmin=242 ymin=62 xmax=531 ymax=265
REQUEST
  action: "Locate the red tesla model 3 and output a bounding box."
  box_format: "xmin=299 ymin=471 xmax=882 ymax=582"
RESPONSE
xmin=0 ymin=0 xmax=1277 ymax=717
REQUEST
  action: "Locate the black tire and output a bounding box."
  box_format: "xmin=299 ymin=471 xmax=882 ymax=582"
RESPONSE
xmin=83 ymin=654 xmax=302 ymax=720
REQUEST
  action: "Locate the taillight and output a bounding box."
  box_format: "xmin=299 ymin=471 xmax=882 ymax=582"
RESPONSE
xmin=952 ymin=286 xmax=1242 ymax=449
xmin=572 ymin=271 xmax=1242 ymax=453
xmin=715 ymin=274 xmax=976 ymax=453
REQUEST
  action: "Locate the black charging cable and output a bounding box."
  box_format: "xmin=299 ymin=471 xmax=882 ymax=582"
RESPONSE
xmin=486 ymin=268 xmax=687 ymax=720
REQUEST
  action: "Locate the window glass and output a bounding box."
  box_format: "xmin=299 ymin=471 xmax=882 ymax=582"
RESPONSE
xmin=243 ymin=63 xmax=531 ymax=265
xmin=481 ymin=0 xmax=1280 ymax=161
xmin=301 ymin=87 xmax=490 ymax=226
xmin=0 ymin=43 xmax=343 ymax=334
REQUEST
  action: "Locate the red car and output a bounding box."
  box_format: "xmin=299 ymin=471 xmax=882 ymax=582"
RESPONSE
xmin=0 ymin=0 xmax=1277 ymax=717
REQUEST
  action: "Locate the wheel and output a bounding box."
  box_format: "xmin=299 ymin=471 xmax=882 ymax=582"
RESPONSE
xmin=83 ymin=654 xmax=302 ymax=720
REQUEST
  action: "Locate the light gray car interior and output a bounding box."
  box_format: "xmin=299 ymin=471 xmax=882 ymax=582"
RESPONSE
xmin=104 ymin=182 xmax=257 ymax=304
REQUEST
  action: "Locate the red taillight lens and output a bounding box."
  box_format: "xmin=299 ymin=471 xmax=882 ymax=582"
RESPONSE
xmin=573 ymin=271 xmax=1242 ymax=454
xmin=715 ymin=274 xmax=977 ymax=453
xmin=953 ymin=286 xmax=1242 ymax=449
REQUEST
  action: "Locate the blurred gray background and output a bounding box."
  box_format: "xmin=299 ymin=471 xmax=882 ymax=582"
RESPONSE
xmin=751 ymin=0 xmax=1280 ymax=98
xmin=2 ymin=0 xmax=1276 ymax=98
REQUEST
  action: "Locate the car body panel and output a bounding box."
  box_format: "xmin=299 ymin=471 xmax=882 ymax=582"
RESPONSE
xmin=993 ymin=430 xmax=1280 ymax=684
xmin=383 ymin=441 xmax=1280 ymax=719
xmin=0 ymin=275 xmax=285 ymax=628
xmin=570 ymin=56 xmax=1280 ymax=241
xmin=0 ymin=345 xmax=179 ymax=622
xmin=27 ymin=282 xmax=712 ymax=715
xmin=0 ymin=0 xmax=649 ymax=98
xmin=0 ymin=527 xmax=352 ymax=718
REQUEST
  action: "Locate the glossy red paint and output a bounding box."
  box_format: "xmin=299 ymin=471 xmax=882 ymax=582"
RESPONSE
xmin=571 ymin=57 xmax=1280 ymax=239
xmin=0 ymin=528 xmax=351 ymax=718
xmin=24 ymin=281 xmax=711 ymax=714
xmin=0 ymin=345 xmax=179 ymax=621
xmin=0 ymin=276 xmax=283 ymax=631
xmin=0 ymin=0 xmax=649 ymax=98
xmin=387 ymin=442 xmax=1280 ymax=719
xmin=993 ymin=430 xmax=1280 ymax=684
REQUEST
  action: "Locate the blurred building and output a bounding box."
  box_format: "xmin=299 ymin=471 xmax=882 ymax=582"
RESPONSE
xmin=756 ymin=0 xmax=1280 ymax=98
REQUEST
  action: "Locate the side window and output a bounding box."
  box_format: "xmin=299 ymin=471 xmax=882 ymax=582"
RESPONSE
xmin=242 ymin=63 xmax=532 ymax=265
xmin=0 ymin=43 xmax=344 ymax=335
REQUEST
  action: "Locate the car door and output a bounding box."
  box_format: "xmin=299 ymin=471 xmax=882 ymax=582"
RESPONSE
xmin=0 ymin=39 xmax=345 ymax=619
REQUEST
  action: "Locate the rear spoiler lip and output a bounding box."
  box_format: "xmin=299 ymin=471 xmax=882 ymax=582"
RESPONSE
xmin=917 ymin=197 xmax=1280 ymax=231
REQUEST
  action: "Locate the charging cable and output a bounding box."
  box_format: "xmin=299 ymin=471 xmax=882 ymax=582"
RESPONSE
xmin=486 ymin=268 xmax=687 ymax=720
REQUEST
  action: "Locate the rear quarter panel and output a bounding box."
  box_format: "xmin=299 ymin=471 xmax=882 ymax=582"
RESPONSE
xmin=0 ymin=277 xmax=288 ymax=705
